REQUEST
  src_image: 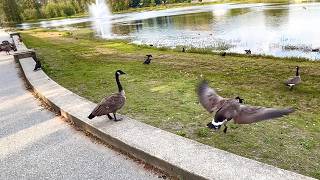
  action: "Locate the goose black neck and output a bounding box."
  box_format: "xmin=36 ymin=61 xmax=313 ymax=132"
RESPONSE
xmin=296 ymin=67 xmax=299 ymax=76
xmin=115 ymin=73 xmax=123 ymax=92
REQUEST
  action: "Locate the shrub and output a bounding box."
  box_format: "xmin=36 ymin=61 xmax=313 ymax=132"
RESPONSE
xmin=62 ymin=3 xmax=76 ymax=17
xmin=44 ymin=3 xmax=57 ymax=18
xmin=22 ymin=9 xmax=40 ymax=20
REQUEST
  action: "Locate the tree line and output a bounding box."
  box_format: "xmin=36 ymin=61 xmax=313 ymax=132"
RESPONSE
xmin=0 ymin=0 xmax=191 ymax=25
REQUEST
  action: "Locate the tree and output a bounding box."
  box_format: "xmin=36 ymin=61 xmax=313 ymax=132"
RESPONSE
xmin=130 ymin=0 xmax=140 ymax=8
xmin=22 ymin=0 xmax=42 ymax=19
xmin=1 ymin=0 xmax=22 ymax=24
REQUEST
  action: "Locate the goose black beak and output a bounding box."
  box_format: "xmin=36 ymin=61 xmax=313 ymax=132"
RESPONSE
xmin=207 ymin=122 xmax=221 ymax=130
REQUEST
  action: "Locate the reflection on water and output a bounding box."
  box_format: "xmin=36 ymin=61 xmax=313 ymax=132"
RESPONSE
xmin=19 ymin=3 xmax=320 ymax=60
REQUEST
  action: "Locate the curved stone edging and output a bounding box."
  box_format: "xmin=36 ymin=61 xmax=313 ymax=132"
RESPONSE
xmin=15 ymin=37 xmax=314 ymax=180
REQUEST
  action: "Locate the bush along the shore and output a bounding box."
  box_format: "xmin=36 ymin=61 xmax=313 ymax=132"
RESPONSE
xmin=0 ymin=0 xmax=193 ymax=24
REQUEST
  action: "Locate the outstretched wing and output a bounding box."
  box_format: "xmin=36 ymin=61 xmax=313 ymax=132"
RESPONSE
xmin=197 ymin=80 xmax=226 ymax=113
xmin=233 ymin=105 xmax=294 ymax=124
xmin=91 ymin=93 xmax=125 ymax=116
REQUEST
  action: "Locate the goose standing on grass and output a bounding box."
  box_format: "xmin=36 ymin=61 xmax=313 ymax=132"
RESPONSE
xmin=285 ymin=66 xmax=301 ymax=90
xmin=88 ymin=70 xmax=126 ymax=121
xmin=197 ymin=81 xmax=294 ymax=133
xmin=143 ymin=54 xmax=153 ymax=64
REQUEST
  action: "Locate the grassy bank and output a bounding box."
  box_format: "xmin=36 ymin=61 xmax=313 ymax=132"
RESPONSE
xmin=21 ymin=29 xmax=320 ymax=178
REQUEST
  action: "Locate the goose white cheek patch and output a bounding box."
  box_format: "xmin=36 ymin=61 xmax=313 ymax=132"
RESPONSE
xmin=211 ymin=119 xmax=227 ymax=126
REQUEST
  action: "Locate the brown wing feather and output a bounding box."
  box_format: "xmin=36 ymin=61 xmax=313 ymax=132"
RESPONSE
xmin=91 ymin=93 xmax=126 ymax=117
xmin=233 ymin=105 xmax=294 ymax=124
xmin=285 ymin=76 xmax=301 ymax=85
xmin=197 ymin=80 xmax=226 ymax=113
xmin=215 ymin=99 xmax=240 ymax=119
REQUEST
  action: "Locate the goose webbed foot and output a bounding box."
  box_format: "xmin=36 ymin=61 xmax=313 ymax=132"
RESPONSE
xmin=113 ymin=113 xmax=123 ymax=121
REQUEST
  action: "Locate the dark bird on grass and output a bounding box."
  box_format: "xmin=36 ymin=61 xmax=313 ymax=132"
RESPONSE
xmin=88 ymin=70 xmax=126 ymax=121
xmin=245 ymin=49 xmax=251 ymax=54
xmin=311 ymin=48 xmax=319 ymax=52
xmin=221 ymin=52 xmax=226 ymax=57
xmin=150 ymin=44 xmax=154 ymax=47
xmin=143 ymin=54 xmax=153 ymax=64
xmin=182 ymin=47 xmax=186 ymax=52
xmin=197 ymin=81 xmax=294 ymax=133
xmin=285 ymin=66 xmax=301 ymax=90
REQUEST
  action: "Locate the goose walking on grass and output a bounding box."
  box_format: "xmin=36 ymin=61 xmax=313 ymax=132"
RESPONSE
xmin=285 ymin=66 xmax=301 ymax=90
xmin=88 ymin=70 xmax=126 ymax=121
xmin=197 ymin=81 xmax=294 ymax=133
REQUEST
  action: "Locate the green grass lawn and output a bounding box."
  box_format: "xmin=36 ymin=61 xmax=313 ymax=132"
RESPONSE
xmin=21 ymin=29 xmax=320 ymax=178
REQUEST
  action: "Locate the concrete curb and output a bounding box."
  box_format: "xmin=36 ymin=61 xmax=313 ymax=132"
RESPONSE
xmin=14 ymin=35 xmax=314 ymax=180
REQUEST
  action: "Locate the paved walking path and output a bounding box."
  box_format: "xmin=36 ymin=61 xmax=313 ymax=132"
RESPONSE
xmin=0 ymin=30 xmax=159 ymax=180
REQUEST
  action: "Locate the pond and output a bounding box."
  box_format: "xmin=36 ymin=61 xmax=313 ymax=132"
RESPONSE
xmin=18 ymin=2 xmax=320 ymax=60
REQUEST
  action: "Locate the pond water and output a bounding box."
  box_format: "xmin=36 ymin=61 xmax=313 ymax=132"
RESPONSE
xmin=19 ymin=2 xmax=320 ymax=60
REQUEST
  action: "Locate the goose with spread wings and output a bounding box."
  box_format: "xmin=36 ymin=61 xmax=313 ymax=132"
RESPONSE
xmin=197 ymin=81 xmax=294 ymax=133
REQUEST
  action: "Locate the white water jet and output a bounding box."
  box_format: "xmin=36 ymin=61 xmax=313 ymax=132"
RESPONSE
xmin=89 ymin=0 xmax=112 ymax=38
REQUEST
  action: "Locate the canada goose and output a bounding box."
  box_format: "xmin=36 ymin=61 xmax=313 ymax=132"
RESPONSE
xmin=285 ymin=66 xmax=301 ymax=90
xmin=182 ymin=47 xmax=186 ymax=52
xmin=88 ymin=70 xmax=126 ymax=121
xmin=197 ymin=81 xmax=294 ymax=133
xmin=0 ymin=44 xmax=11 ymax=55
xmin=143 ymin=54 xmax=153 ymax=64
xmin=1 ymin=40 xmax=16 ymax=52
xmin=245 ymin=49 xmax=251 ymax=54
xmin=221 ymin=52 xmax=226 ymax=57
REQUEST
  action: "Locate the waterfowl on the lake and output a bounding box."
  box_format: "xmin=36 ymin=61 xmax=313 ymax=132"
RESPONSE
xmin=245 ymin=49 xmax=251 ymax=54
xmin=285 ymin=66 xmax=301 ymax=90
xmin=143 ymin=54 xmax=153 ymax=64
xmin=88 ymin=70 xmax=126 ymax=121
xmin=221 ymin=52 xmax=226 ymax=57
xmin=197 ymin=81 xmax=294 ymax=133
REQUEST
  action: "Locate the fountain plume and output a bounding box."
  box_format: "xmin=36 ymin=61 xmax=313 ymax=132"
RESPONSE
xmin=89 ymin=0 xmax=112 ymax=38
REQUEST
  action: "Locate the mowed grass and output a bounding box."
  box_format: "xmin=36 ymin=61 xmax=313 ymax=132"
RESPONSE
xmin=22 ymin=29 xmax=320 ymax=178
